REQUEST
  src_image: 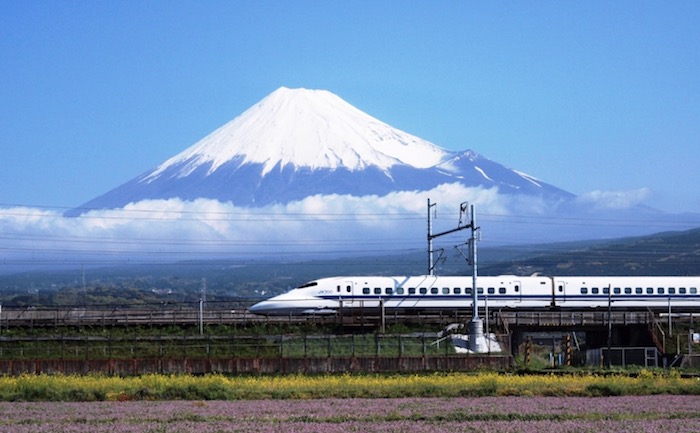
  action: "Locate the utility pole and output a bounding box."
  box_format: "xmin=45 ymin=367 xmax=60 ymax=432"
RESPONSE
xmin=607 ymin=285 xmax=612 ymax=368
xmin=427 ymin=200 xmax=483 ymax=352
xmin=81 ymin=265 xmax=87 ymax=307
xmin=466 ymin=205 xmax=484 ymax=353
xmin=427 ymin=198 xmax=437 ymax=275
xmin=199 ymin=278 xmax=207 ymax=336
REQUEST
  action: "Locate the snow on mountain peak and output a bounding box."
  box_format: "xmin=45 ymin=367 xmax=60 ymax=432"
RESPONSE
xmin=145 ymin=87 xmax=449 ymax=181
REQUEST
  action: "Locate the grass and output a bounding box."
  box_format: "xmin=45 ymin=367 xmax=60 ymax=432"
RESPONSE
xmin=0 ymin=370 xmax=697 ymax=402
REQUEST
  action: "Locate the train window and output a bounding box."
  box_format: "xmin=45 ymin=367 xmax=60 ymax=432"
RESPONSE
xmin=679 ymin=288 xmax=686 ymax=294
xmin=409 ymin=287 xmax=416 ymax=295
xmin=346 ymin=285 xmax=352 ymax=293
xmin=454 ymin=288 xmax=462 ymax=295
xmin=658 ymin=288 xmax=664 ymax=294
xmin=419 ymin=287 xmax=427 ymax=295
xmin=603 ymin=287 xmax=610 ymax=295
xmin=478 ymin=287 xmax=484 ymax=294
xmin=487 ymin=287 xmax=495 ymax=295
xmin=624 ymin=287 xmax=632 ymax=294
xmin=299 ymin=282 xmax=319 ymax=289
xmin=431 ymin=287 xmax=438 ymax=295
xmin=442 ymin=287 xmax=450 ymax=295
xmin=580 ymin=288 xmax=588 ymax=294
xmin=668 ymin=287 xmax=676 ymax=295
xmin=396 ymin=287 xmax=404 ymax=295
xmin=465 ymin=288 xmax=472 ymax=295
xmin=515 ymin=285 xmax=520 ymax=292
xmin=499 ymin=287 xmax=506 ymax=294
xmin=614 ymin=287 xmax=621 ymax=294
xmin=636 ymin=288 xmax=643 ymax=294
xmin=385 ymin=288 xmax=393 ymax=295
xmin=374 ymin=288 xmax=381 ymax=295
xmin=647 ymin=287 xmax=653 ymax=294
xmin=363 ymin=288 xmax=370 ymax=295
xmin=591 ymin=288 xmax=599 ymax=294
xmin=337 ymin=285 xmax=341 ymax=293
xmin=558 ymin=285 xmax=563 ymax=292
xmin=691 ymin=287 xmax=697 ymax=294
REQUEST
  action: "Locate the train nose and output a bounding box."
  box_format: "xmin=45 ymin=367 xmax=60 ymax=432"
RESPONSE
xmin=247 ymin=301 xmax=272 ymax=315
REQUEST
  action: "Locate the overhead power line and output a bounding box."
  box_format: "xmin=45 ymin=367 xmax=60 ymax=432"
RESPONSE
xmin=0 ymin=201 xmax=693 ymax=229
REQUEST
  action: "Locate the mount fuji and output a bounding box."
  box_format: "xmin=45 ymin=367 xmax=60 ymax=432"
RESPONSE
xmin=68 ymin=87 xmax=573 ymax=216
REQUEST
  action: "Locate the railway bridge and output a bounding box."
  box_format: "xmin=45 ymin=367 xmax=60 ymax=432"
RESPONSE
xmin=496 ymin=310 xmax=664 ymax=348
xmin=0 ymin=305 xmax=696 ymax=365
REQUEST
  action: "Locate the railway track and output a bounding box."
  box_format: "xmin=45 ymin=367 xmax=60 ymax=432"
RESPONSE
xmin=0 ymin=305 xmax=474 ymax=328
xmin=0 ymin=305 xmax=693 ymax=329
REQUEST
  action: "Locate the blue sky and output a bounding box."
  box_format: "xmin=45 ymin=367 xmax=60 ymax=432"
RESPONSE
xmin=2 ymin=1 xmax=699 ymax=213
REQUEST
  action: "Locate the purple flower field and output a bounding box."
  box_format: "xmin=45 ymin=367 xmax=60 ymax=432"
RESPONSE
xmin=0 ymin=396 xmax=698 ymax=432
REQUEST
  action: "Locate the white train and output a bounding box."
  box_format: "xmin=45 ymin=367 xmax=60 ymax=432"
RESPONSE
xmin=248 ymin=275 xmax=700 ymax=315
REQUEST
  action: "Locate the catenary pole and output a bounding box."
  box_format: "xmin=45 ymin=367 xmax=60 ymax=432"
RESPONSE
xmin=425 ymin=200 xmax=483 ymax=352
xmin=428 ymin=198 xmax=434 ymax=275
xmin=471 ymin=204 xmax=478 ymax=320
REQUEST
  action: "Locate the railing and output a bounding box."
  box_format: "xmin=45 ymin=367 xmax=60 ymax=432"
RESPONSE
xmin=646 ymin=308 xmax=666 ymax=353
xmin=497 ymin=310 xmax=656 ymax=327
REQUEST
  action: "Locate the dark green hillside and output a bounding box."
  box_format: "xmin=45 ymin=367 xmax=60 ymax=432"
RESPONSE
xmin=0 ymin=246 xmax=569 ymax=306
xmin=482 ymin=227 xmax=700 ymax=276
xmin=1 ymin=228 xmax=699 ymax=307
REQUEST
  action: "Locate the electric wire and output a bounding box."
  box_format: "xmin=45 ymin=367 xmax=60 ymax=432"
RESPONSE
xmin=1 ymin=201 xmax=698 ymax=268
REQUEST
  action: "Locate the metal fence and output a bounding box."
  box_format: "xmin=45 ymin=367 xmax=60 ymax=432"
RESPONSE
xmin=0 ymin=332 xmax=514 ymax=375
xmin=0 ymin=333 xmax=510 ymax=361
xmin=586 ymin=347 xmax=660 ymax=368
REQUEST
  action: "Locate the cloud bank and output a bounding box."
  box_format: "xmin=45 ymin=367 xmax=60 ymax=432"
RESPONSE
xmin=1 ymin=184 xmax=696 ymax=270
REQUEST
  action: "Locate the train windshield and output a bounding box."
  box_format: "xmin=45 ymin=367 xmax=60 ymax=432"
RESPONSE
xmin=297 ymin=281 xmax=318 ymax=289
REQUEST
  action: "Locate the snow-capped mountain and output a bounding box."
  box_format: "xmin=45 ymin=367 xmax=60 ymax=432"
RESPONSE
xmin=67 ymin=87 xmax=573 ymax=215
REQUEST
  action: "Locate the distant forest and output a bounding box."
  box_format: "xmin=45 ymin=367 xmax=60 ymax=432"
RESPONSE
xmin=1 ymin=227 xmax=699 ymax=308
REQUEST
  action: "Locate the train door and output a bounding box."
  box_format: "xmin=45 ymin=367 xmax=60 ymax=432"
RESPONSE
xmin=512 ymin=280 xmax=522 ymax=305
xmin=340 ymin=280 xmax=355 ymax=309
xmin=553 ymin=279 xmax=566 ymax=306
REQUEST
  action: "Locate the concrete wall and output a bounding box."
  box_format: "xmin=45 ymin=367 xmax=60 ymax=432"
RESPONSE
xmin=0 ymin=355 xmax=513 ymax=376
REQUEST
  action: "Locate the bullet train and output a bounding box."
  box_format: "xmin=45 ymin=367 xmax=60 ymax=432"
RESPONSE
xmin=248 ymin=274 xmax=700 ymax=315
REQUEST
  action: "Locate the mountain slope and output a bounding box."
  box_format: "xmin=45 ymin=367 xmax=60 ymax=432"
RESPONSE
xmin=68 ymin=87 xmax=573 ymax=215
xmin=146 ymin=87 xmax=448 ymax=177
xmin=482 ymin=228 xmax=700 ymax=276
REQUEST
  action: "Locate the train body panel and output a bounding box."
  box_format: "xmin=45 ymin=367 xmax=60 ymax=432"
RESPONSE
xmin=556 ymin=276 xmax=700 ymax=309
xmin=248 ymin=275 xmax=700 ymax=316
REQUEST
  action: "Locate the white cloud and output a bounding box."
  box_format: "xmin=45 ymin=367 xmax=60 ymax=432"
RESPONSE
xmin=3 ymin=184 xmax=696 ymax=270
xmin=0 ymin=185 xmax=515 ymax=265
xmin=574 ymin=188 xmax=653 ymax=210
